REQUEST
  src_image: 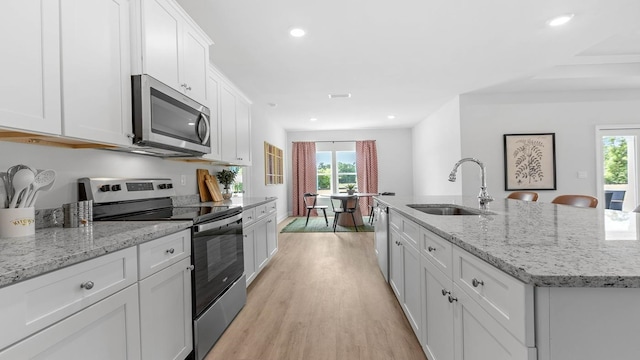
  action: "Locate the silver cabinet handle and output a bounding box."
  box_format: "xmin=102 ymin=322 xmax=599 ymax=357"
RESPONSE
xmin=80 ymin=281 xmax=94 ymax=290
xmin=187 ymin=265 xmax=194 ymax=271
xmin=448 ymin=295 xmax=458 ymax=303
xmin=166 ymin=248 xmax=175 ymax=254
xmin=472 ymin=278 xmax=484 ymax=287
xmin=428 ymin=246 xmax=436 ymax=252
xmin=441 ymin=289 xmax=450 ymax=296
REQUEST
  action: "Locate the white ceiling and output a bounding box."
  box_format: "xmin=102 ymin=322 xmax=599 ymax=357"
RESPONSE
xmin=176 ymin=0 xmax=640 ymax=131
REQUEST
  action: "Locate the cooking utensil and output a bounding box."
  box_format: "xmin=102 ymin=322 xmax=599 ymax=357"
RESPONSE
xmin=9 ymin=169 xmax=35 ymax=208
xmin=0 ymin=181 xmax=6 ymax=209
xmin=6 ymin=164 xmax=35 ymax=202
xmin=0 ymin=172 xmax=9 ymax=208
xmin=25 ymin=169 xmax=56 ymax=208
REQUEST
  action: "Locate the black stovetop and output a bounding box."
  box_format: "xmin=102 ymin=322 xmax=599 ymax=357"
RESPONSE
xmin=95 ymin=204 xmax=241 ymax=224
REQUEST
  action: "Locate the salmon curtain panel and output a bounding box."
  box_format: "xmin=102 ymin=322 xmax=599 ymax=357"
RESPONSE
xmin=292 ymin=142 xmax=317 ymax=216
xmin=356 ymin=140 xmax=379 ymax=211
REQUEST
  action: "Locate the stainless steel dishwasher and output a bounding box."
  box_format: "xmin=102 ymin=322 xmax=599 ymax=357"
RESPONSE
xmin=373 ymin=200 xmax=389 ymax=282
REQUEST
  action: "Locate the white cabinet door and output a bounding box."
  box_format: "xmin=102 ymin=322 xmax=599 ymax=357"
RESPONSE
xmin=203 ymin=67 xmax=221 ymax=161
xmin=181 ymin=27 xmax=208 ymax=104
xmin=421 ymin=256 xmax=455 ymax=360
xmin=220 ymin=84 xmax=238 ymax=163
xmin=0 ymin=0 xmax=61 ymax=135
xmin=453 ymin=283 xmax=532 ymax=360
xmin=266 ymin=213 xmax=278 ymax=257
xmin=141 ymin=0 xmax=181 ymax=91
xmin=255 ymin=220 xmax=269 ymax=271
xmin=60 ymin=0 xmax=132 ymax=146
xmin=389 ymin=227 xmax=404 ymax=301
xmin=401 ymin=240 xmax=422 ymax=339
xmin=243 ymin=225 xmax=256 ymax=286
xmin=235 ymin=95 xmax=252 ymax=165
xmin=139 ymin=257 xmax=192 ymax=360
xmin=0 ymin=285 xmax=141 ymax=360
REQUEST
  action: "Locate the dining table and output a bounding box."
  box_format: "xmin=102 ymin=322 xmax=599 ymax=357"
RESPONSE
xmin=328 ymin=193 xmax=378 ymax=227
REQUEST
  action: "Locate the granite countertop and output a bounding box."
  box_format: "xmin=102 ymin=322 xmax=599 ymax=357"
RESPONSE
xmin=174 ymin=195 xmax=277 ymax=209
xmin=375 ymin=195 xmax=640 ymax=288
xmin=0 ymin=221 xmax=192 ymax=289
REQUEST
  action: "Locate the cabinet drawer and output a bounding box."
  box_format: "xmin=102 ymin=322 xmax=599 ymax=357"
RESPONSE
xmin=420 ymin=228 xmax=453 ymax=278
xmin=389 ymin=210 xmax=419 ymax=249
xmin=0 ymin=247 xmax=137 ymax=351
xmin=255 ymin=204 xmax=268 ymax=220
xmin=243 ymin=207 xmax=256 ymax=226
xmin=452 ymin=247 xmax=534 ymax=346
xmin=138 ymin=229 xmax=190 ymax=279
xmin=267 ymin=200 xmax=277 ymax=214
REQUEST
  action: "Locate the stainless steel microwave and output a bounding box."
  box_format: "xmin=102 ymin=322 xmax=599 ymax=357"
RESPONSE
xmin=131 ymin=75 xmax=211 ymax=157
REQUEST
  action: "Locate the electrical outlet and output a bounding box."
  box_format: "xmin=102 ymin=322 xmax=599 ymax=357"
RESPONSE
xmin=577 ymin=171 xmax=587 ymax=179
xmin=180 ymin=175 xmax=187 ymax=186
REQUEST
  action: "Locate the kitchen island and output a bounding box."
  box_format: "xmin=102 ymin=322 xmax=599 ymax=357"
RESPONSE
xmin=375 ymin=195 xmax=640 ymax=360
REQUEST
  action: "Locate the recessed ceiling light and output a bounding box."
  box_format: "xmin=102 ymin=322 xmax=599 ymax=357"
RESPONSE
xmin=547 ymin=14 xmax=574 ymax=27
xmin=309 ymin=118 xmax=318 ymax=122
xmin=388 ymin=115 xmax=396 ymax=120
xmin=187 ymin=122 xmax=196 ymax=126
xmin=328 ymin=93 xmax=352 ymax=99
xmin=289 ymin=28 xmax=306 ymax=37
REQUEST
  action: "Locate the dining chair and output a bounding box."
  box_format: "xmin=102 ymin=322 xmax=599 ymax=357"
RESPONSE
xmin=507 ymin=191 xmax=539 ymax=201
xmin=330 ymin=195 xmax=359 ymax=232
xmin=303 ymin=193 xmax=328 ymax=226
xmin=551 ymin=195 xmax=598 ymax=208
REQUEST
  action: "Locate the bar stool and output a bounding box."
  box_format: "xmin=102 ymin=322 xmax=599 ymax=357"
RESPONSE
xmin=551 ymin=195 xmax=598 ymax=208
xmin=507 ymin=191 xmax=538 ymax=201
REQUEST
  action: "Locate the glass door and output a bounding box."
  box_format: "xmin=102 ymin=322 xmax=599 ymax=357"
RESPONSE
xmin=596 ymin=128 xmax=640 ymax=211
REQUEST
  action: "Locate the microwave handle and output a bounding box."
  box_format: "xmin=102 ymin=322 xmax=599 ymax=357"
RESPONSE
xmin=197 ymin=113 xmax=210 ymax=145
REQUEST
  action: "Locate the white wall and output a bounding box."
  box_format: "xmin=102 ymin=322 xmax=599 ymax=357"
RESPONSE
xmin=412 ymin=96 xmax=463 ymax=196
xmin=0 ymin=142 xmax=221 ymax=209
xmin=245 ymin=106 xmax=288 ymax=222
xmin=286 ymin=128 xmax=413 ymax=215
xmin=459 ymin=89 xmax=640 ymax=203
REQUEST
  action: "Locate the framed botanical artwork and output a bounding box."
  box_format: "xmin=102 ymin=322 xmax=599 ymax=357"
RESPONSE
xmin=504 ymin=133 xmax=556 ymax=190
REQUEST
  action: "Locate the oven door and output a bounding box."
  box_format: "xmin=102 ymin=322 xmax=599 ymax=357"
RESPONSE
xmin=192 ymin=212 xmax=243 ymax=316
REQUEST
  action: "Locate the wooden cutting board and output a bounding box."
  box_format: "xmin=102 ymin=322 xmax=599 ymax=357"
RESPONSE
xmin=196 ymin=169 xmax=212 ymax=202
xmin=205 ymin=175 xmax=224 ymax=202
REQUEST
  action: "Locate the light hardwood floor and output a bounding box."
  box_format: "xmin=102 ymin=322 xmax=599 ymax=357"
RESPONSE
xmin=205 ymin=217 xmax=427 ymax=360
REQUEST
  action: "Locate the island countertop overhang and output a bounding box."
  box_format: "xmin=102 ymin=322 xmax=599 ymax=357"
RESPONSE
xmin=375 ymin=195 xmax=640 ymax=288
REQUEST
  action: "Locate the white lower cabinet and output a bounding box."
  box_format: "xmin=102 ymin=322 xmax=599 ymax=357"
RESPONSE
xmin=139 ymin=257 xmax=192 ymax=360
xmin=421 ymin=256 xmax=455 ymax=360
xmin=389 ymin=226 xmax=422 ymax=339
xmin=389 ymin=209 xmax=536 ymax=360
xmin=242 ymin=200 xmax=278 ymax=287
xmin=0 ymin=229 xmax=193 ymax=360
xmin=0 ymin=284 xmax=141 ymax=360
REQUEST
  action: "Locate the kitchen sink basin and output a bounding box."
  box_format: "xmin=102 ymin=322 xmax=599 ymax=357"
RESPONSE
xmin=407 ymin=204 xmax=491 ymax=216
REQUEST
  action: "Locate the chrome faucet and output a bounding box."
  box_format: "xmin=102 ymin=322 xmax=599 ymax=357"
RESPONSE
xmin=448 ymin=158 xmax=493 ymax=208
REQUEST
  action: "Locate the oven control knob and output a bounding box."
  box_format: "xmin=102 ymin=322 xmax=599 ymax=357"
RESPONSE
xmin=158 ymin=184 xmax=167 ymax=189
xmin=99 ymin=185 xmax=110 ymax=192
xmin=111 ymin=184 xmax=122 ymax=191
xmin=166 ymin=183 xmax=173 ymax=189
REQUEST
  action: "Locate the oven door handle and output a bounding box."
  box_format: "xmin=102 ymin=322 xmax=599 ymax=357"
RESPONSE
xmin=194 ymin=213 xmax=243 ymax=233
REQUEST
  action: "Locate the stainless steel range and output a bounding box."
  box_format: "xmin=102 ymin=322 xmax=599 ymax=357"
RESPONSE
xmin=78 ymin=178 xmax=246 ymax=360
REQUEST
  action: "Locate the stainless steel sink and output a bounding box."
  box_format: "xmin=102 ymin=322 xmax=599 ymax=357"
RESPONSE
xmin=407 ymin=204 xmax=491 ymax=216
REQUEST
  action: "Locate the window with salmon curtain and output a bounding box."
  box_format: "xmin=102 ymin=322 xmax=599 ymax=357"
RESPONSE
xmin=292 ymin=142 xmax=317 ymax=216
xmin=356 ymin=140 xmax=379 ymax=211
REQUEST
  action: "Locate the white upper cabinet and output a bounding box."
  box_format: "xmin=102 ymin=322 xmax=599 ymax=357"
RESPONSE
xmin=132 ymin=0 xmax=212 ymax=105
xmin=60 ymin=0 xmax=133 ymax=146
xmin=0 ymin=0 xmax=62 ymax=135
xmin=202 ymin=66 xmax=222 ymax=161
xmin=220 ymin=82 xmax=252 ymax=166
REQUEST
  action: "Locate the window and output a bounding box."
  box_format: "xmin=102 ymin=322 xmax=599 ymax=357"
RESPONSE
xmin=264 ymin=142 xmax=284 ymax=185
xmin=315 ymin=142 xmax=357 ymax=195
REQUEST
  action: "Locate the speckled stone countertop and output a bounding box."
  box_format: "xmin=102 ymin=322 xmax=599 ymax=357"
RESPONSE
xmin=0 ymin=221 xmax=191 ymax=289
xmin=376 ymin=195 xmax=640 ymax=288
xmin=174 ymin=195 xmax=277 ymax=209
